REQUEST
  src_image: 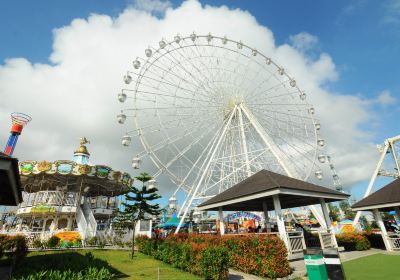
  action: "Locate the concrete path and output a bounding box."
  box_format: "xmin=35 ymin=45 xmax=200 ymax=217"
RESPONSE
xmin=229 ymin=269 xmax=265 ymax=280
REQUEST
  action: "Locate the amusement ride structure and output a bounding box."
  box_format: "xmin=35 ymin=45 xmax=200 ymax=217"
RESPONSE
xmin=1 ymin=138 xmax=133 ymax=242
xmin=353 ymin=134 xmax=400 ymax=225
xmin=117 ymin=33 xmax=341 ymax=231
xmin=3 ymin=112 xmax=31 ymax=156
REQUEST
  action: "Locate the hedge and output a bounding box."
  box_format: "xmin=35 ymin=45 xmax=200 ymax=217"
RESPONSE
xmin=335 ymin=233 xmax=371 ymax=251
xmin=136 ymin=234 xmax=291 ymax=279
xmin=0 ymin=234 xmax=28 ymax=264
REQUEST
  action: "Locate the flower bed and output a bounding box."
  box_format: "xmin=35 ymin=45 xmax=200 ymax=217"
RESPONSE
xmin=136 ymin=234 xmax=290 ymax=279
xmin=335 ymin=233 xmax=371 ymax=251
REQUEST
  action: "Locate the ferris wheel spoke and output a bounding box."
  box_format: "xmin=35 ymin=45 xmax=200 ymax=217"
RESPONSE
xmin=140 ymin=56 xmax=214 ymax=102
xmin=120 ymin=34 xmax=325 ymax=215
xmin=157 ymin=46 xmax=218 ymax=98
xmin=249 ymin=112 xmax=317 ymax=166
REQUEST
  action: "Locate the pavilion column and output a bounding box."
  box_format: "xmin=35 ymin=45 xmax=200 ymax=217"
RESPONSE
xmin=262 ymin=199 xmax=270 ymax=231
xmin=394 ymin=207 xmax=400 ymax=226
xmin=320 ymin=198 xmax=337 ymax=247
xmin=273 ymin=195 xmax=288 ymax=248
xmin=319 ymin=198 xmax=332 ymax=230
xmin=218 ymin=207 xmax=225 ymax=236
xmin=373 ymin=209 xmax=392 ymax=251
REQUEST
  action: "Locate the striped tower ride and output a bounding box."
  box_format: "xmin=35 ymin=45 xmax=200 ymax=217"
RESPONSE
xmin=4 ymin=112 xmax=31 ymax=156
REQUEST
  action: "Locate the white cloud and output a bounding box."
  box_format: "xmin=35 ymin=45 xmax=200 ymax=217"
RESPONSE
xmin=0 ymin=0 xmax=381 ymax=196
xmin=132 ymin=0 xmax=172 ymax=14
xmin=382 ymin=0 xmax=400 ymax=25
xmin=289 ymin=32 xmax=318 ymax=51
xmin=376 ymin=90 xmax=397 ymax=105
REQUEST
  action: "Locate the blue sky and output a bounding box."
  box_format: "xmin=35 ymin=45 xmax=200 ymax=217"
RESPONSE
xmin=0 ymin=0 xmax=399 ymax=203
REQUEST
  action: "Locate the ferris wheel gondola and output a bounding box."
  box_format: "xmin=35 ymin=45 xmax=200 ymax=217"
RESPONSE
xmin=118 ymin=33 xmax=331 ymax=229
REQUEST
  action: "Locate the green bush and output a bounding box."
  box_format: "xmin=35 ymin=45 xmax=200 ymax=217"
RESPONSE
xmin=46 ymin=236 xmax=60 ymax=248
xmin=336 ymin=233 xmax=371 ymax=251
xmin=32 ymin=239 xmax=44 ymax=250
xmin=202 ymin=247 xmax=229 ymax=280
xmin=362 ymin=232 xmax=385 ymax=249
xmin=85 ymin=236 xmax=98 ymax=246
xmin=0 ymin=234 xmax=28 ymax=264
xmin=137 ymin=234 xmax=290 ymax=279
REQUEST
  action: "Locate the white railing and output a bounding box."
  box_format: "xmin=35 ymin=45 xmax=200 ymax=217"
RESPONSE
xmin=20 ymin=191 xmax=78 ymax=207
xmin=387 ymin=234 xmax=400 ymax=250
xmin=318 ymin=231 xmax=335 ymax=249
xmin=76 ymin=205 xmax=88 ymax=240
xmin=286 ymin=231 xmax=306 ymax=254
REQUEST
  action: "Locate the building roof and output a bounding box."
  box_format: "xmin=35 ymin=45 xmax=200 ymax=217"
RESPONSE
xmin=352 ymin=178 xmax=400 ymax=211
xmin=0 ymin=152 xmax=22 ymax=205
xmin=198 ymin=169 xmax=349 ymax=211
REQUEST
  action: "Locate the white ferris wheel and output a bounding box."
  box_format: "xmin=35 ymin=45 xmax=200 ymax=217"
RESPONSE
xmin=117 ymin=33 xmax=330 ymax=226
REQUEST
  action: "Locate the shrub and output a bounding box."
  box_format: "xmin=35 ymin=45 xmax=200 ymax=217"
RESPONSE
xmin=137 ymin=234 xmax=290 ymax=279
xmin=336 ymin=233 xmax=371 ymax=251
xmin=0 ymin=234 xmax=28 ymax=264
xmin=85 ymin=236 xmax=98 ymax=246
xmin=362 ymin=232 xmax=385 ymax=249
xmin=46 ymin=236 xmax=60 ymax=248
xmin=202 ymin=247 xmax=229 ymax=280
xmin=32 ymin=239 xmax=44 ymax=250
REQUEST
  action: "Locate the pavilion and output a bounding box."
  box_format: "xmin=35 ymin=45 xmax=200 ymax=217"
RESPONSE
xmin=352 ymin=178 xmax=400 ymax=251
xmin=0 ymin=152 xmax=22 ymax=206
xmin=198 ymin=170 xmax=349 ymax=254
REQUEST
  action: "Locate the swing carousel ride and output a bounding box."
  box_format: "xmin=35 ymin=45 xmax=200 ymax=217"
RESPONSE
xmin=0 ymin=138 xmax=133 ymax=242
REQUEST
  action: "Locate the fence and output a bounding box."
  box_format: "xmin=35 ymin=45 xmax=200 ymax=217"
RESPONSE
xmin=318 ymin=231 xmax=335 ymax=249
xmin=286 ymin=231 xmax=306 ymax=254
xmin=387 ymin=234 xmax=400 ymax=250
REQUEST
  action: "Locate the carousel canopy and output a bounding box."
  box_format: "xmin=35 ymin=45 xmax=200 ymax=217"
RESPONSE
xmin=0 ymin=152 xmax=22 ymax=205
xmin=18 ymin=138 xmax=133 ymax=196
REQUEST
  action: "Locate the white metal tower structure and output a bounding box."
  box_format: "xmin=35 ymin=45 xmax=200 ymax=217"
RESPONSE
xmin=353 ymin=135 xmax=400 ymax=225
xmin=117 ymin=33 xmax=336 ymax=231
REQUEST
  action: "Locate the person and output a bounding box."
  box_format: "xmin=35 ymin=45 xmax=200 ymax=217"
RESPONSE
xmin=256 ymin=225 xmax=261 ymax=233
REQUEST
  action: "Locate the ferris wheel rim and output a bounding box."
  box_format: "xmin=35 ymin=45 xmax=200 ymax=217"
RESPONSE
xmin=121 ymin=33 xmax=326 ymax=196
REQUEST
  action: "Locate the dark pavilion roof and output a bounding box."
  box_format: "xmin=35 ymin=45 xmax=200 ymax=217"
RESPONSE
xmin=0 ymin=152 xmax=22 ymax=205
xmin=352 ymin=178 xmax=400 ymax=211
xmin=198 ymin=169 xmax=349 ymax=211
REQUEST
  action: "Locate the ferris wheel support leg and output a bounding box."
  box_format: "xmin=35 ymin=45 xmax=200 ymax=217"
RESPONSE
xmin=238 ymin=107 xmax=252 ymax=177
xmin=175 ymin=107 xmax=238 ymax=234
xmin=240 ymin=103 xmax=295 ymax=178
xmin=354 ymin=142 xmax=389 ymax=225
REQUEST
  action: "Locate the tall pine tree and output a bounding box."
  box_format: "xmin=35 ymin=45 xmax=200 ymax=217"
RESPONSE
xmin=115 ymin=172 xmax=161 ymax=258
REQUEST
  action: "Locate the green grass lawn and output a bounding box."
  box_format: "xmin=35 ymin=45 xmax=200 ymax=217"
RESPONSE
xmin=343 ymin=254 xmax=400 ymax=280
xmin=15 ymin=250 xmax=201 ymax=280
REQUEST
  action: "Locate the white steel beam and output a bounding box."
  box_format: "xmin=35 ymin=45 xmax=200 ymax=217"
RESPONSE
xmin=237 ymin=106 xmax=252 ymax=177
xmin=240 ymin=103 xmax=327 ymax=228
xmin=354 ymin=142 xmax=390 ymax=225
xmin=175 ymin=106 xmax=238 ymax=233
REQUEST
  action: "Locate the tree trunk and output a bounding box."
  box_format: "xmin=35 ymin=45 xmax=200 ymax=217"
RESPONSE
xmin=131 ymin=221 xmax=137 ymax=259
